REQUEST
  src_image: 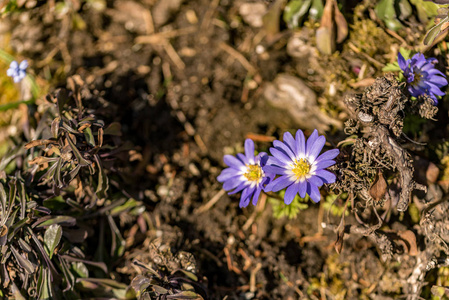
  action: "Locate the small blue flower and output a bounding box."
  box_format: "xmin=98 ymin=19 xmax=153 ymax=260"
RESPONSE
xmin=7 ymin=60 xmax=28 ymax=83
xmin=217 ymin=139 xmax=271 ymax=208
xmin=264 ymin=130 xmax=339 ymax=204
xmin=398 ymin=52 xmax=447 ymax=104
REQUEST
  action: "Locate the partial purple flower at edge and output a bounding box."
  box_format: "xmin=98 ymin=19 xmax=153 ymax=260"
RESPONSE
xmin=398 ymin=52 xmax=447 ymax=104
xmin=217 ymin=139 xmax=271 ymax=208
xmin=264 ymin=129 xmax=339 ymax=204
xmin=7 ymin=60 xmax=28 ymax=83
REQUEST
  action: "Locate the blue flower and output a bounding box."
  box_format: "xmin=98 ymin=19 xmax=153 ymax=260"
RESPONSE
xmin=398 ymin=52 xmax=447 ymax=104
xmin=7 ymin=60 xmax=28 ymax=83
xmin=217 ymin=139 xmax=271 ymax=208
xmin=264 ymin=130 xmax=339 ymax=204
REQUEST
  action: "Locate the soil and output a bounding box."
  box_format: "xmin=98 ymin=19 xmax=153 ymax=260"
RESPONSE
xmin=2 ymin=0 xmax=449 ymax=299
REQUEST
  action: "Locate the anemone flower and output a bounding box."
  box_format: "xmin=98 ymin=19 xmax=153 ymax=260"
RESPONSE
xmin=217 ymin=139 xmax=271 ymax=208
xmin=398 ymin=52 xmax=447 ymax=104
xmin=264 ymin=130 xmax=339 ymax=204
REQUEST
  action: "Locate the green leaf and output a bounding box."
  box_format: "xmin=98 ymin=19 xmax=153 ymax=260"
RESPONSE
xmin=399 ymin=47 xmax=412 ymax=60
xmin=107 ymin=215 xmax=125 ymax=257
xmin=110 ymin=198 xmax=139 ymax=216
xmin=166 ymin=291 xmax=203 ymax=299
xmin=283 ymin=0 xmax=312 ymax=28
xmin=268 ymin=190 xmax=309 ymax=219
xmin=37 ymin=268 xmax=50 ymax=300
xmin=410 ymin=0 xmax=439 ymax=23
xmin=76 ymin=277 xmax=128 ymax=289
xmin=44 ymin=224 xmax=62 ymax=259
xmin=398 ymin=0 xmax=413 ymax=19
xmin=424 ymin=15 xmax=449 ymax=45
xmin=94 ymin=154 xmax=109 ymax=198
xmin=375 ymin=0 xmax=403 ymax=30
xmin=83 ymin=127 xmax=96 ymax=147
xmin=310 ymin=0 xmax=324 ymax=20
xmin=66 ymin=134 xmax=91 ymax=166
xmin=11 ymin=246 xmax=36 ymax=274
xmin=103 ymin=122 xmax=122 ymax=136
xmin=383 ymin=62 xmax=402 ymax=72
xmin=71 ymin=261 xmax=89 ymax=278
xmin=33 ymin=216 xmax=76 ymax=228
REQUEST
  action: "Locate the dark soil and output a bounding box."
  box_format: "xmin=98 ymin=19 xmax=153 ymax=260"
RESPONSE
xmin=3 ymin=0 xmax=449 ymax=299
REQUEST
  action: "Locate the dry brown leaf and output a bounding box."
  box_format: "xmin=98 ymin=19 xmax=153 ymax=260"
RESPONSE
xmin=24 ymin=139 xmax=57 ymax=150
xmin=369 ymin=170 xmax=387 ymax=202
xmin=397 ymin=230 xmax=418 ymax=256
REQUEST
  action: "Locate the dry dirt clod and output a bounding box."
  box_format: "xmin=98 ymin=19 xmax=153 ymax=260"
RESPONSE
xmin=263 ymin=73 xmax=341 ymax=132
xmin=239 ymin=2 xmax=267 ymax=28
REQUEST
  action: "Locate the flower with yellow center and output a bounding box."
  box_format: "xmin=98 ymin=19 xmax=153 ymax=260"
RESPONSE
xmin=217 ymin=139 xmax=271 ymax=208
xmin=264 ymin=129 xmax=339 ymax=204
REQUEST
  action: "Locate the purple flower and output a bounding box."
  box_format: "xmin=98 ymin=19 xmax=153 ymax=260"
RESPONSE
xmin=217 ymin=139 xmax=271 ymax=208
xmin=264 ymin=130 xmax=339 ymax=204
xmin=7 ymin=60 xmax=28 ymax=83
xmin=398 ymin=52 xmax=447 ymax=104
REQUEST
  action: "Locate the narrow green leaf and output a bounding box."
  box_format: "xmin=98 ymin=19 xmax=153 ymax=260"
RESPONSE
xmin=71 ymin=261 xmax=89 ymax=278
xmin=11 ymin=246 xmax=36 ymax=274
xmin=94 ymin=154 xmax=109 ymax=198
xmin=107 ymin=215 xmax=125 ymax=257
xmin=75 ymin=277 xmax=128 ymax=289
xmin=83 ymin=127 xmax=96 ymax=147
xmin=66 ymin=135 xmax=91 ymax=166
xmin=33 ymin=216 xmax=76 ymax=228
xmin=424 ymin=16 xmax=449 ymax=45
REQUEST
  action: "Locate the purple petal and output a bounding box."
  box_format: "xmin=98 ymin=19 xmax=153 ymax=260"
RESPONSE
xmin=283 ymin=132 xmax=297 ymax=155
xmin=305 ymin=129 xmax=319 ymax=157
xmin=307 ymin=175 xmax=323 ymax=187
xmin=251 ymin=188 xmax=262 ymax=206
xmin=239 ymin=187 xmax=254 ymax=208
xmin=397 ymin=52 xmax=407 ymax=70
xmin=273 ymin=140 xmax=295 ymax=160
xmin=265 ymin=175 xmax=293 ymax=192
xmin=217 ymin=168 xmax=242 ymax=182
xmin=19 ymin=60 xmax=28 ymax=70
xmin=257 ymin=152 xmax=269 ymax=166
xmin=9 ymin=61 xmax=18 ymax=69
xmin=315 ymin=149 xmax=339 ymax=163
xmin=427 ymin=83 xmax=445 ymax=96
xmin=429 ymin=76 xmax=448 ymax=86
xmin=263 ymin=165 xmax=288 ymax=175
xmin=223 ymin=176 xmax=245 ymax=191
xmin=237 ymin=153 xmax=249 ymax=165
xmin=307 ymin=135 xmax=326 ymax=162
xmin=284 ymin=184 xmax=298 ymax=205
xmin=298 ymin=180 xmax=307 ymax=198
xmin=295 ymin=130 xmax=306 ymax=156
xmin=270 ymin=147 xmax=293 ymax=165
xmin=224 ymin=155 xmax=245 ymax=169
xmin=244 ymin=139 xmax=255 ymax=163
xmin=314 ymin=159 xmax=336 ymax=170
xmin=267 ymin=156 xmax=288 ymax=167
xmin=307 ymin=183 xmax=321 ymax=203
xmin=315 ymin=169 xmax=336 ymax=184
xmin=228 ymin=181 xmax=249 ymax=194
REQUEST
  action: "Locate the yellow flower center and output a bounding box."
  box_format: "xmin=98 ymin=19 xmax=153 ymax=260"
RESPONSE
xmin=292 ymin=158 xmax=310 ymax=179
xmin=244 ymin=164 xmax=263 ymax=182
xmin=412 ymin=71 xmax=422 ymax=86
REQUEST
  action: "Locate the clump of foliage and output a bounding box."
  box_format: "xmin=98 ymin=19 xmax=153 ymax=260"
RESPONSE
xmin=0 ymin=76 xmax=146 ymax=299
xmin=131 ymin=246 xmax=208 ymax=299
